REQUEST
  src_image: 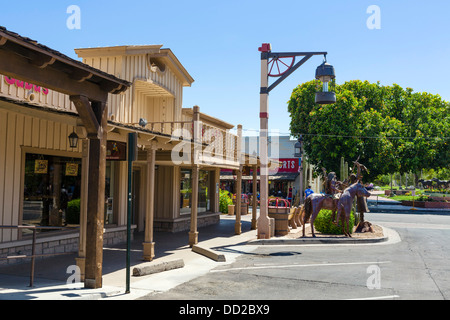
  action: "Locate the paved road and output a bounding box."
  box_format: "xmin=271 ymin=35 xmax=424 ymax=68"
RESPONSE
xmin=141 ymin=212 xmax=450 ymax=301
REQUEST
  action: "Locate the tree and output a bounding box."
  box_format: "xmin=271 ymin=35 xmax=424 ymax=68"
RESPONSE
xmin=288 ymin=80 xmax=450 ymax=182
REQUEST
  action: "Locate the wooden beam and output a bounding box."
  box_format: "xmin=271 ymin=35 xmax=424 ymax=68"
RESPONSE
xmin=0 ymin=49 xmax=108 ymax=102
xmin=29 ymin=53 xmax=56 ymax=69
xmin=71 ymin=69 xmax=93 ymax=82
xmin=70 ymin=95 xmax=100 ymax=136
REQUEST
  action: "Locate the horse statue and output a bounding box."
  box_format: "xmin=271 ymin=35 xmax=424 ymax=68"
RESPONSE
xmin=301 ymin=168 xmax=342 ymax=238
xmin=335 ymin=182 xmax=371 ymax=237
xmin=302 ymin=193 xmax=339 ymax=238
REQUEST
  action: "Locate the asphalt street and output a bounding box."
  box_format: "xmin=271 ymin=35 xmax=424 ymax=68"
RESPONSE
xmin=141 ymin=212 xmax=450 ymax=300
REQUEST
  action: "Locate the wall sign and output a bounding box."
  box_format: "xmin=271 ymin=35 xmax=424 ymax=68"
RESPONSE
xmin=106 ymin=141 xmax=127 ymax=161
xmin=3 ymin=76 xmax=49 ymax=95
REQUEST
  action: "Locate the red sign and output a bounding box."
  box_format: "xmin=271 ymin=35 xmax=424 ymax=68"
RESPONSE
xmin=276 ymin=158 xmax=299 ymax=173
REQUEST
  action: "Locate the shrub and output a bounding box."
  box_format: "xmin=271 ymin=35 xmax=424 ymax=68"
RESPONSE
xmin=66 ymin=198 xmax=81 ymax=224
xmin=219 ymin=189 xmax=233 ymax=213
xmin=314 ymin=209 xmax=355 ymax=235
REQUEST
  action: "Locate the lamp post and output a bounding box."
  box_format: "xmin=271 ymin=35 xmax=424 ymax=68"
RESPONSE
xmin=257 ymin=43 xmax=334 ymax=239
xmin=294 ymin=135 xmax=303 ymax=205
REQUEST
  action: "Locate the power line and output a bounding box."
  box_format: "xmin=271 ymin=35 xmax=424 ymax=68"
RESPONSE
xmin=240 ymin=129 xmax=450 ymax=140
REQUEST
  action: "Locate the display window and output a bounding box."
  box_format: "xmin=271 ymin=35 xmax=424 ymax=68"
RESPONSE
xmin=23 ymin=153 xmax=82 ymax=230
xmin=180 ymin=169 xmax=211 ymax=214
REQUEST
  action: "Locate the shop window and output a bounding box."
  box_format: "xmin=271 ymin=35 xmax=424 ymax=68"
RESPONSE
xmin=180 ymin=169 xmax=211 ymax=215
xmin=104 ymin=161 xmax=116 ymax=225
xmin=23 ymin=153 xmax=82 ymax=230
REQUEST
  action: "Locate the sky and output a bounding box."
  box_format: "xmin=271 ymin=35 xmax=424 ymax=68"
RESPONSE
xmin=1 ymin=0 xmax=449 ymax=137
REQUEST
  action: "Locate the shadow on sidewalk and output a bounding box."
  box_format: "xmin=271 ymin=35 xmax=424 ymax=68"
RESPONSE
xmin=0 ymin=214 xmax=252 ymax=289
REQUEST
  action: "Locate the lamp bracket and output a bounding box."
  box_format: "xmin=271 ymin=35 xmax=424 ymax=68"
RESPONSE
xmin=264 ymin=51 xmax=327 ymax=93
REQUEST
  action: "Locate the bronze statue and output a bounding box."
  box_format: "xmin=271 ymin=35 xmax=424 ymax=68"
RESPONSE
xmin=335 ymin=182 xmax=371 ymax=237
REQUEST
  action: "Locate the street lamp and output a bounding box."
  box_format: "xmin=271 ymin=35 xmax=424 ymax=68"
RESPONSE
xmin=294 ymin=135 xmax=303 ymax=158
xmin=294 ymin=135 xmax=303 ymax=205
xmin=68 ymin=130 xmax=79 ymax=149
xmin=257 ymin=43 xmax=333 ymax=239
xmin=315 ymin=58 xmax=336 ymax=104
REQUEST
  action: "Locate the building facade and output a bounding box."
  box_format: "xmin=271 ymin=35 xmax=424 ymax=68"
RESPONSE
xmin=0 ymin=30 xmax=249 ymax=285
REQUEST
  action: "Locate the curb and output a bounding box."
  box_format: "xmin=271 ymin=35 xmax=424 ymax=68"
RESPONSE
xmin=132 ymin=259 xmax=185 ymax=277
xmin=192 ymin=245 xmax=226 ymax=262
xmin=248 ymin=236 xmax=388 ymax=246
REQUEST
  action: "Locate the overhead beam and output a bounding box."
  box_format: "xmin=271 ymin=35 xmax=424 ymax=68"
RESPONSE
xmin=0 ymin=49 xmax=108 ymax=102
xmin=70 ymin=95 xmax=100 ymax=136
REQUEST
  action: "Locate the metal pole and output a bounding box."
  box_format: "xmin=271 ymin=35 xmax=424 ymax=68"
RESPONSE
xmin=29 ymin=228 xmax=36 ymax=287
xmin=126 ymin=132 xmax=137 ymax=294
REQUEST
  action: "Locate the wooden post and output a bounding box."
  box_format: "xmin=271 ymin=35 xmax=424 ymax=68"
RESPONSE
xmin=76 ymin=139 xmax=89 ymax=281
xmin=235 ymin=124 xmax=243 ymax=235
xmin=189 ymin=106 xmax=201 ymax=247
xmin=71 ymin=97 xmax=108 ymax=289
xmin=189 ymin=164 xmax=199 ymax=246
xmin=143 ymin=147 xmax=156 ymax=261
xmin=252 ymin=164 xmax=258 ymax=230
xmin=235 ymin=166 xmax=242 ymax=235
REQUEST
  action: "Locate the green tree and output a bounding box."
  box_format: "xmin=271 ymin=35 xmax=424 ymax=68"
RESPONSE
xmin=288 ymin=80 xmax=449 ymax=181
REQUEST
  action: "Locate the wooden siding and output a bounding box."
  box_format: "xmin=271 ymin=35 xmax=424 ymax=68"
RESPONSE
xmin=81 ymin=54 xmax=184 ymax=125
xmin=0 ymin=108 xmax=81 ymax=242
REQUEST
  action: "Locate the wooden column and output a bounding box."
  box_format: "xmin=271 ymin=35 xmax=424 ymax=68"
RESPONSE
xmin=251 ymin=164 xmax=258 ymax=230
xmin=143 ymin=147 xmax=156 ymax=261
xmin=235 ymin=166 xmax=242 ymax=235
xmin=76 ymin=139 xmax=89 ymax=281
xmin=189 ymin=164 xmax=199 ymax=246
xmin=235 ymin=124 xmax=243 ymax=235
xmin=189 ymin=106 xmax=201 ymax=247
xmin=71 ymin=96 xmax=108 ymax=289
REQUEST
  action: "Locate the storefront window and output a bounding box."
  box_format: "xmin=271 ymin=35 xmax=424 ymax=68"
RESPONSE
xmin=104 ymin=161 xmax=116 ymax=225
xmin=23 ymin=153 xmax=82 ymax=229
xmin=180 ymin=169 xmax=211 ymax=214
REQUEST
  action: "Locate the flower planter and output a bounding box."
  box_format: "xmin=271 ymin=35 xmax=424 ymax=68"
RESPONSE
xmin=401 ymin=200 xmax=450 ymax=209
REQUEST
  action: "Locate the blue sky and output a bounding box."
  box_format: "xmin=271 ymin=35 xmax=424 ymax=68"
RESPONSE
xmin=1 ymin=0 xmax=449 ymax=136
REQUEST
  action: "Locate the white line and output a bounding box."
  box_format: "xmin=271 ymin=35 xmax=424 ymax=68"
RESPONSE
xmin=210 ymin=261 xmax=391 ymax=273
xmin=346 ymin=295 xmax=400 ymax=300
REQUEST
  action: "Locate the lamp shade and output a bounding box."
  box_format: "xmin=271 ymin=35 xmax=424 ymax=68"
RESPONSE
xmin=315 ymin=61 xmax=336 ymax=105
xmin=68 ymin=131 xmax=79 ymax=149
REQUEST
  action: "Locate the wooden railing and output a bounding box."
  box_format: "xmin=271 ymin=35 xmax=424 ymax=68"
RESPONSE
xmin=138 ymin=120 xmax=240 ymax=163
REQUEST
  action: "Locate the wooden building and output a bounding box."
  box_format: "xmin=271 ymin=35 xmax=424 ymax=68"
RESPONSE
xmin=0 ymin=28 xmax=256 ymax=288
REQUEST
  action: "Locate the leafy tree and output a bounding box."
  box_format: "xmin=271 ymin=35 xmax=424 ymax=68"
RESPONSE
xmin=288 ymin=80 xmax=450 ymax=182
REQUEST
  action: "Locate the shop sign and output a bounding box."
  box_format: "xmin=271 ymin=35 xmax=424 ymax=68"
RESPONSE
xmin=65 ymin=163 xmax=79 ymax=176
xmin=34 ymin=159 xmax=48 ymax=174
xmin=276 ymin=158 xmax=299 ymax=173
xmin=106 ymin=141 xmax=127 ymax=161
xmin=3 ymin=75 xmax=49 ymax=95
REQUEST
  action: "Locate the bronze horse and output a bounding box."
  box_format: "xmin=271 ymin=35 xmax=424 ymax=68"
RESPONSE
xmin=336 ymin=182 xmax=371 ymax=237
xmin=302 ymin=194 xmax=339 ymax=238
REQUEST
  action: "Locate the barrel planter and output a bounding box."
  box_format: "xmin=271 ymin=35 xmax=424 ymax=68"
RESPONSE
xmin=268 ymin=198 xmax=292 ymax=236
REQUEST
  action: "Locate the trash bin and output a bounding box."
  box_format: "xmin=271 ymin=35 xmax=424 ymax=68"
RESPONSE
xmin=268 ymin=198 xmax=291 ymax=236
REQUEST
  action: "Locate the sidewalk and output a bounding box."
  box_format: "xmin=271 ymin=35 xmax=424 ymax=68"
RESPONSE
xmin=0 ymin=198 xmax=426 ymax=301
xmin=0 ymin=214 xmax=259 ymax=300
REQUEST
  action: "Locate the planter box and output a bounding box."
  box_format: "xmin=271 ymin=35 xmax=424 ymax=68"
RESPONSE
xmin=401 ymin=201 xmax=450 ymax=209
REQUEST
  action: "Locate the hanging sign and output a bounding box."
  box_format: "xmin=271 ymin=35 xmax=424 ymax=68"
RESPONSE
xmin=34 ymin=160 xmax=48 ymax=174
xmin=65 ymin=163 xmax=79 ymax=176
xmin=106 ymin=141 xmax=127 ymax=161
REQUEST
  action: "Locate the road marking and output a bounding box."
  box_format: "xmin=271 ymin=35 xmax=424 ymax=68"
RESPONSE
xmin=375 ymin=221 xmax=450 ymax=230
xmin=210 ymin=261 xmax=391 ymax=273
xmin=346 ymin=295 xmax=400 ymax=300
